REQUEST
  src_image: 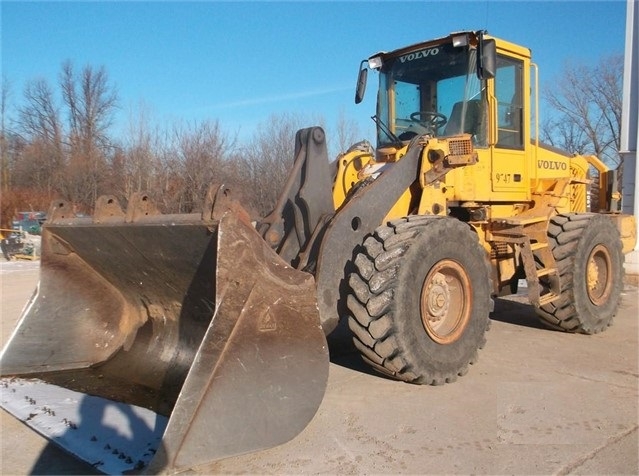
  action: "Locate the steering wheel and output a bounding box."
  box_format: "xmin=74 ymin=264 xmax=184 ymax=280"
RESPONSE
xmin=409 ymin=111 xmax=448 ymax=129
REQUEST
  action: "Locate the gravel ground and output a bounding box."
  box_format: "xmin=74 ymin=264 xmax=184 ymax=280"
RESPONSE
xmin=1 ymin=261 xmax=637 ymax=475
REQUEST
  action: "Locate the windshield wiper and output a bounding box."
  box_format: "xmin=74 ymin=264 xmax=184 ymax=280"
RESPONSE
xmin=371 ymin=115 xmax=403 ymax=147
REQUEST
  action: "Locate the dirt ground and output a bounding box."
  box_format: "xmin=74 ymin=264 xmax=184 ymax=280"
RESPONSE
xmin=1 ymin=260 xmax=637 ymax=475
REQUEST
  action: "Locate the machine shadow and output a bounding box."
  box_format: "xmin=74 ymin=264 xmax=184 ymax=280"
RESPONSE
xmin=28 ymin=392 xmax=167 ymax=475
xmin=491 ymin=296 xmax=549 ymax=330
xmin=326 ymin=317 xmax=384 ymax=378
xmin=29 ymin=444 xmax=99 ymax=475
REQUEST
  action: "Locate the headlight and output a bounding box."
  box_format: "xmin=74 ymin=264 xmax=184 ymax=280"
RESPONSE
xmin=368 ymin=56 xmax=383 ymax=69
xmin=452 ymin=34 xmax=469 ymax=47
xmin=428 ymin=149 xmax=446 ymax=163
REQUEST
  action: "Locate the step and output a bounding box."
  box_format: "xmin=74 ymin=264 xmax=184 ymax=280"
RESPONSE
xmin=538 ymin=292 xmax=562 ymax=307
xmin=536 ymin=267 xmax=558 ymax=278
xmin=495 ymin=215 xmax=548 ymax=226
xmin=530 ymin=242 xmax=549 ymax=251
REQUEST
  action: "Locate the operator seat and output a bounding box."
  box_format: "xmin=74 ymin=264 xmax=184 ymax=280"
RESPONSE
xmin=443 ymin=100 xmax=485 ymax=142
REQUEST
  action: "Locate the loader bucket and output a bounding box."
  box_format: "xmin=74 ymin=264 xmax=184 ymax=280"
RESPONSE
xmin=0 ymin=196 xmax=329 ymax=473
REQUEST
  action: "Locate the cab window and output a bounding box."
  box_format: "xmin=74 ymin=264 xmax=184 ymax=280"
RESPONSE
xmin=495 ymin=55 xmax=524 ymax=149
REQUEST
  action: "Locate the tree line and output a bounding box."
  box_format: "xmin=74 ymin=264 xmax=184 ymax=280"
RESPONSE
xmin=0 ymin=62 xmax=361 ymax=229
xmin=540 ymin=54 xmax=624 ymax=168
xmin=0 ymin=54 xmax=624 ymax=230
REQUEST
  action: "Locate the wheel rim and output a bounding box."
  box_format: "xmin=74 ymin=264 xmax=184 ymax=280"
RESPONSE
xmin=586 ymin=244 xmax=613 ymax=306
xmin=420 ymin=259 xmax=472 ymax=344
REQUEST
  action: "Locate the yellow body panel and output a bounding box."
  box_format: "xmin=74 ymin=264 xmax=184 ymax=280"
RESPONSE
xmin=336 ymin=31 xmax=635 ymax=299
xmin=612 ymin=214 xmax=638 ymax=254
xmin=332 ymin=149 xmax=373 ymax=209
xmin=333 ymin=32 xmax=634 ymax=299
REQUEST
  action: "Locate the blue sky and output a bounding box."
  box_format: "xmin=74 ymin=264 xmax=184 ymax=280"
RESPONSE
xmin=0 ymin=0 xmax=628 ymax=146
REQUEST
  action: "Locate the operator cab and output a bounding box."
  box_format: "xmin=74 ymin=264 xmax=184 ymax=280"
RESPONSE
xmin=356 ymin=31 xmax=495 ymax=153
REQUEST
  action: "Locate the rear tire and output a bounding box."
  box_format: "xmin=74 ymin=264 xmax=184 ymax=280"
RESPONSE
xmin=535 ymin=213 xmax=623 ymax=334
xmin=346 ymin=216 xmax=491 ymax=385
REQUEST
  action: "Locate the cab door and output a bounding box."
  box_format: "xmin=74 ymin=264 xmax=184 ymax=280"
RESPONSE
xmin=491 ymin=54 xmax=529 ymax=199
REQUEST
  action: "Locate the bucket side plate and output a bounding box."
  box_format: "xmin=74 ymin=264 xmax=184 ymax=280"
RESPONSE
xmin=151 ymin=212 xmax=329 ymax=472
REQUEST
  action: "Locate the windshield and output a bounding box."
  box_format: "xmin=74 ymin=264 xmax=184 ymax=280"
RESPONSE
xmin=376 ymin=42 xmax=487 ymax=147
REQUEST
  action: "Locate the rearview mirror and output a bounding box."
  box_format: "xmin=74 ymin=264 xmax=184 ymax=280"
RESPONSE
xmin=355 ymin=60 xmax=368 ymax=104
xmin=478 ymin=39 xmax=496 ymax=80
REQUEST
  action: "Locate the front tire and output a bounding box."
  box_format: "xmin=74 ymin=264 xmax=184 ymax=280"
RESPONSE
xmin=346 ymin=216 xmax=491 ymax=385
xmin=535 ymin=213 xmax=624 ymax=334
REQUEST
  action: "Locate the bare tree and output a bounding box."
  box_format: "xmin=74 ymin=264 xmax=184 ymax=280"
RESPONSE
xmin=115 ymin=101 xmax=161 ymax=202
xmin=2 ymin=76 xmax=56 ymax=227
xmin=15 ymin=78 xmax=64 ymax=192
xmin=6 ymin=58 xmax=368 ymax=222
xmin=542 ymin=54 xmax=623 ymax=167
xmin=540 ymin=116 xmax=590 ymax=155
xmin=162 ymin=120 xmax=236 ymax=213
xmin=60 ymin=61 xmax=118 ymax=207
xmin=238 ymin=113 xmax=306 ymax=217
xmin=1 ymin=75 xmax=12 ymax=195
xmin=61 ymin=62 xmax=117 ymax=155
xmin=331 ymin=108 xmax=361 ymax=156
xmin=18 ymin=79 xmax=61 ymax=143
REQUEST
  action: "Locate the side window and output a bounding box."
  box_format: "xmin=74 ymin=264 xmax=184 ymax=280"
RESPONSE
xmin=394 ymin=80 xmax=420 ymax=134
xmin=395 ymin=81 xmax=420 ymax=118
xmin=495 ymin=55 xmax=523 ymax=149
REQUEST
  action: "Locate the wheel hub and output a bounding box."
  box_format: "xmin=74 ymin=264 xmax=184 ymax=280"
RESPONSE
xmin=586 ymin=244 xmax=612 ymax=306
xmin=425 ymin=273 xmax=450 ymax=322
xmin=587 ymin=257 xmax=600 ymax=290
xmin=420 ymin=259 xmax=472 ymax=345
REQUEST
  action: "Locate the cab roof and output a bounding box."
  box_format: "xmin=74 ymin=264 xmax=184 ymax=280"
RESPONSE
xmin=368 ymin=30 xmax=531 ymax=62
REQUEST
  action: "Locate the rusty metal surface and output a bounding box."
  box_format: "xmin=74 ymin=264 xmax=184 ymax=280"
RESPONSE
xmin=0 ymin=200 xmax=329 ymax=473
xmin=150 ymin=211 xmax=328 ymax=472
xmin=0 ymin=215 xmax=217 ymax=413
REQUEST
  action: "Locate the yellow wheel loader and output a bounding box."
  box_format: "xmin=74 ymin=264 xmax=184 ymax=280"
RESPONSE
xmin=1 ymin=30 xmax=636 ymax=473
